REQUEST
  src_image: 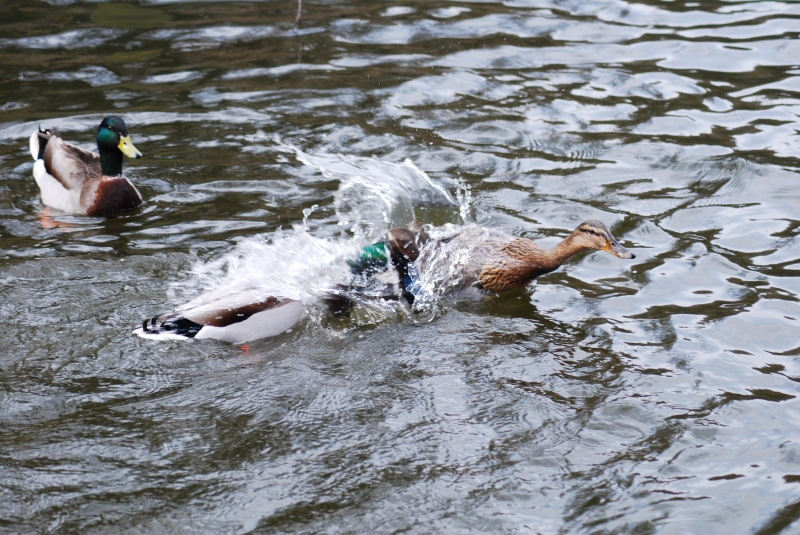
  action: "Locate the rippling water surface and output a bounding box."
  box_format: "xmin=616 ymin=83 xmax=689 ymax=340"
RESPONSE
xmin=3 ymin=0 xmax=800 ymax=533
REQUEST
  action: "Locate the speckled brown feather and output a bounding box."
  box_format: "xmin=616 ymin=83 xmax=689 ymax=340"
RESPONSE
xmin=412 ymin=221 xmax=633 ymax=296
xmin=414 ymin=226 xmax=521 ymax=293
xmin=477 ymin=238 xmax=560 ymax=292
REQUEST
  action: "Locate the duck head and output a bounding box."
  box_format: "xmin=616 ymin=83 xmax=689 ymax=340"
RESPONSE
xmin=571 ymin=220 xmax=635 ymax=259
xmin=96 ymin=116 xmax=142 ymax=176
xmin=98 ymin=116 xmax=142 ymax=159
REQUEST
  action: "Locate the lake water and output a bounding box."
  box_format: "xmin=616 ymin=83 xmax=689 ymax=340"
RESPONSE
xmin=2 ymin=0 xmax=800 ymax=533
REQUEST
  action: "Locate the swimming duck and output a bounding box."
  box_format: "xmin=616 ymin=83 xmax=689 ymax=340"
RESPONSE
xmin=28 ymin=116 xmax=143 ymax=217
xmin=412 ymin=219 xmax=634 ymax=294
xmin=136 ymin=227 xmax=424 ymax=344
xmin=135 ymin=220 xmax=633 ymax=344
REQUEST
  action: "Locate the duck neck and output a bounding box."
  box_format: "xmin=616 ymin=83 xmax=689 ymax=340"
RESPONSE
xmin=541 ymin=233 xmax=585 ymax=272
xmin=99 ymin=147 xmax=123 ymax=177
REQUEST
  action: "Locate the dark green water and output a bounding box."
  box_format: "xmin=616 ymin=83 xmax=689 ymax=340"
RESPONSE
xmin=2 ymin=0 xmax=800 ymax=533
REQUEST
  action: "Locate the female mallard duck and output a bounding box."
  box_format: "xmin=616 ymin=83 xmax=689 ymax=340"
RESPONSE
xmin=136 ymin=220 xmax=634 ymax=344
xmin=409 ymin=219 xmax=634 ymax=295
xmin=28 ymin=116 xmax=143 ymax=217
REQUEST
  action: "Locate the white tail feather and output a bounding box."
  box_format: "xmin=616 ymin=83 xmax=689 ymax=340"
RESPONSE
xmin=29 ymin=132 xmax=40 ymax=161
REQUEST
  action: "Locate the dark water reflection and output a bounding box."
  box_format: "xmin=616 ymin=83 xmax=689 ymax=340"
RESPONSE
xmin=2 ymin=0 xmax=800 ymax=533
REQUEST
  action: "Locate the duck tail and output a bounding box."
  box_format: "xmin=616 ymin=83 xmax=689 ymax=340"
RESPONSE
xmin=29 ymin=126 xmax=60 ymax=161
xmin=138 ymin=312 xmax=203 ymax=340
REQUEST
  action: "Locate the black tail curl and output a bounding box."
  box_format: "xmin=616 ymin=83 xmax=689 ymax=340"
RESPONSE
xmin=142 ymin=314 xmax=203 ymax=338
xmin=35 ymin=126 xmax=52 ymax=161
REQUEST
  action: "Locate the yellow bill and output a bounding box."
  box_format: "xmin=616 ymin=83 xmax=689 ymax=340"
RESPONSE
xmin=118 ymin=135 xmax=142 ymax=159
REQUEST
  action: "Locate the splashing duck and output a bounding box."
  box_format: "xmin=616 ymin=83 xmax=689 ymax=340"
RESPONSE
xmin=136 ymin=226 xmax=428 ymax=344
xmin=29 ymin=116 xmax=143 ymax=217
xmin=136 ymin=220 xmax=634 ymax=344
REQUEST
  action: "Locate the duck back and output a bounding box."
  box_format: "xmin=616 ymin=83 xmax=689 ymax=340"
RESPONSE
xmin=43 ymin=133 xmax=103 ymax=191
xmin=413 ymin=225 xmax=557 ymax=294
xmin=413 ymin=226 xmax=508 ymax=293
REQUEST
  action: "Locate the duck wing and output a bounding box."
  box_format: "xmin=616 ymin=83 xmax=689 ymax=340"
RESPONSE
xmin=41 ymin=131 xmax=102 ymax=191
xmin=477 ymin=238 xmax=549 ymax=292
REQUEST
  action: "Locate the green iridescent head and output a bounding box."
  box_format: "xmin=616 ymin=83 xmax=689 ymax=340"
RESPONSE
xmin=96 ymin=116 xmax=142 ymax=176
xmin=348 ymin=242 xmax=389 ymax=276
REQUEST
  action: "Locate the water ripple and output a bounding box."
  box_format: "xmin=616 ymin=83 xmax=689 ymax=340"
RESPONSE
xmin=3 ymin=0 xmax=800 ymax=532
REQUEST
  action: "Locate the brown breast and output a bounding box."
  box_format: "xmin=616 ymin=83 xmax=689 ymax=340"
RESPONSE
xmin=83 ymin=178 xmax=142 ymax=217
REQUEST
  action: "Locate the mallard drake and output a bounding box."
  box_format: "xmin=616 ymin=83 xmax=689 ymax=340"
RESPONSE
xmin=136 ymin=220 xmax=633 ymax=344
xmin=28 ymin=116 xmax=143 ymax=217
xmin=133 ymin=227 xmax=427 ymax=344
xmin=136 ymin=228 xmax=422 ymax=344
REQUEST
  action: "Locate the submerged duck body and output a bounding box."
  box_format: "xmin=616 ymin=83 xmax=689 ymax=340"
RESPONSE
xmin=29 ymin=116 xmax=143 ymax=217
xmin=136 ymin=220 xmax=634 ymax=344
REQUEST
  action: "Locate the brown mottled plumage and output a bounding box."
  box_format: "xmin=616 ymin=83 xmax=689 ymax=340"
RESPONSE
xmin=412 ymin=220 xmax=635 ymax=294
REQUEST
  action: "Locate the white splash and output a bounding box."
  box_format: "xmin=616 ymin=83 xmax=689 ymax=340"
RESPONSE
xmin=182 ymin=224 xmax=363 ymax=308
xmin=276 ymin=139 xmax=457 ymax=236
xmin=408 ymin=224 xmax=489 ymax=319
xmin=152 ymin=145 xmax=474 ymax=341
